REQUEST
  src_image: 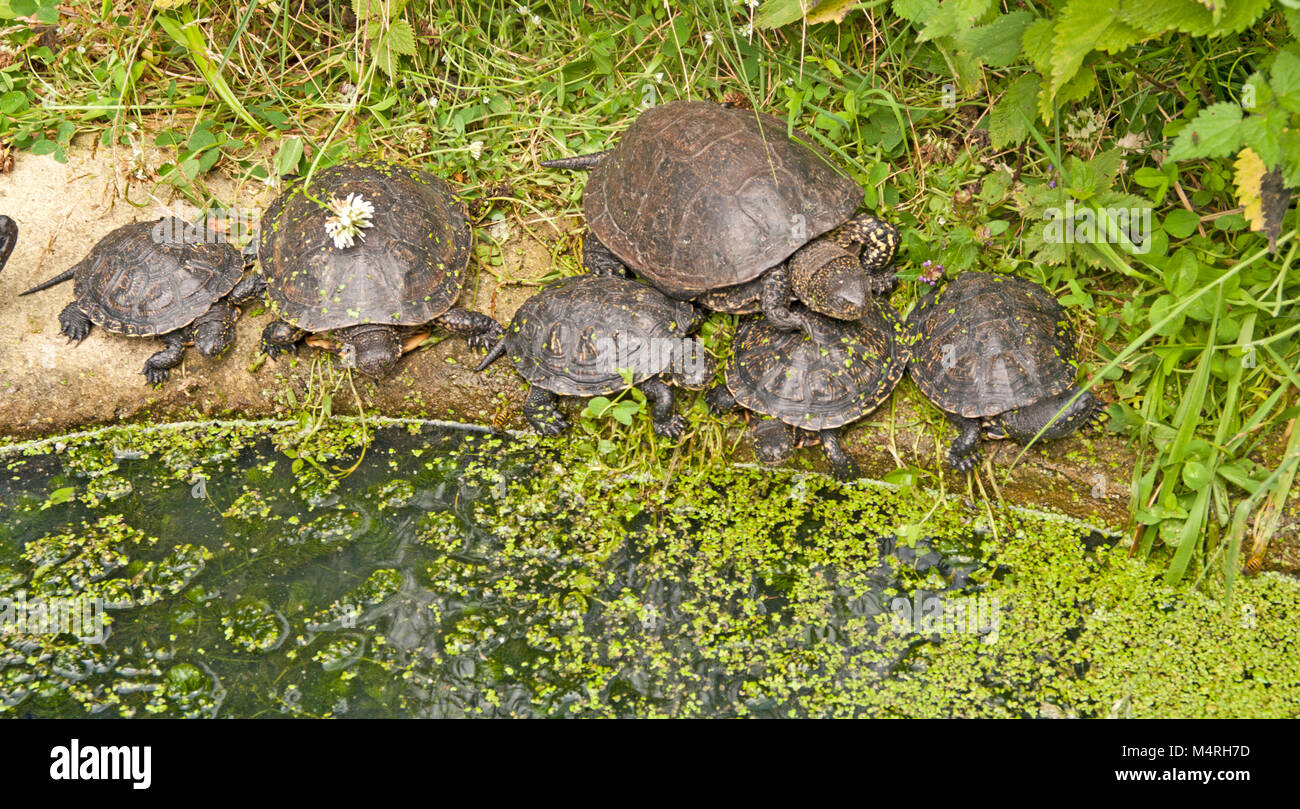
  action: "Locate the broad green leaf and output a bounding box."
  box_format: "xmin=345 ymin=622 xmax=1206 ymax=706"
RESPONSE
xmin=1167 ymin=102 xmax=1243 ymax=161
xmin=1270 ymin=49 xmax=1300 ymax=114
xmin=989 ymin=74 xmax=1038 ymax=149
xmin=958 ymin=11 xmax=1032 ymax=68
xmin=892 ymin=0 xmax=939 ymax=24
xmin=1118 ymin=0 xmax=1270 ymax=37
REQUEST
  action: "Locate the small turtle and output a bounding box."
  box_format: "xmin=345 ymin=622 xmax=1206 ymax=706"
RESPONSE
xmin=0 ymin=215 xmax=16 ymax=274
xmin=255 ymin=159 xmax=501 ymax=378
xmin=706 ymin=302 xmax=906 ymax=480
xmin=906 ymin=271 xmax=1104 ymax=471
xmin=20 ymin=218 xmax=259 ymax=384
xmin=475 ymin=274 xmax=711 ymax=438
xmin=542 ymin=100 xmax=899 ymax=333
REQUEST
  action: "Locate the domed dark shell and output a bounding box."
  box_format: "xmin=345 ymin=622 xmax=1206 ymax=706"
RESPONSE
xmin=727 ymin=300 xmax=905 ymax=431
xmin=583 ymin=100 xmax=864 ymax=299
xmin=907 ymin=271 xmax=1079 ymax=419
xmin=503 ymin=275 xmax=699 ymax=397
xmin=76 ymin=219 xmax=242 ymax=336
xmin=259 ymin=159 xmax=470 ymax=333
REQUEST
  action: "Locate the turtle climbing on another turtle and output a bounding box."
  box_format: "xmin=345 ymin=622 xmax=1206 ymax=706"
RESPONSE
xmin=906 ymin=271 xmax=1105 ymax=471
xmin=475 ymin=274 xmax=711 ymax=438
xmin=255 ymin=159 xmax=501 ymax=378
xmin=20 ymin=217 xmax=260 ymax=384
xmin=541 ymin=100 xmax=899 ymax=334
xmin=706 ymin=301 xmax=906 ymax=480
xmin=0 ymin=215 xmax=16 ymax=275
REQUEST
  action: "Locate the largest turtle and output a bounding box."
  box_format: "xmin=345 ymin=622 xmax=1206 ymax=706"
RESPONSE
xmin=0 ymin=215 xmax=16 ymax=275
xmin=20 ymin=217 xmax=259 ymax=384
xmin=906 ymin=271 xmax=1104 ymax=471
xmin=256 ymin=159 xmax=501 ymax=378
xmin=542 ymin=100 xmax=900 ymax=333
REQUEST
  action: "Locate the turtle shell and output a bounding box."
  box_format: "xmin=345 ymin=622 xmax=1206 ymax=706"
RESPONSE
xmin=259 ymin=159 xmax=470 ymax=332
xmin=583 ymin=100 xmax=864 ymax=299
xmin=727 ymin=300 xmax=905 ymax=431
xmin=907 ymin=271 xmax=1079 ymax=419
xmin=503 ymin=275 xmax=699 ymax=396
xmin=75 ymin=219 xmax=242 ymax=336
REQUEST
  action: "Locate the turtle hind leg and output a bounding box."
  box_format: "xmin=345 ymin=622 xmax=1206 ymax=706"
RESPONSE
xmin=57 ymin=302 xmax=93 ymax=343
xmin=581 ymin=234 xmax=630 ymax=277
xmin=142 ymin=331 xmax=187 ymax=385
xmin=819 ymin=429 xmax=857 ymax=481
xmin=261 ymin=319 xmax=306 ymax=359
xmin=641 ymin=376 xmax=686 ymax=440
xmin=523 ymin=386 xmax=569 ymax=435
xmin=434 ymin=308 xmax=503 ymax=352
xmin=759 ymin=264 xmax=814 ymax=335
xmin=947 ymin=417 xmax=983 ymax=472
xmin=226 ymin=273 xmax=266 ymax=304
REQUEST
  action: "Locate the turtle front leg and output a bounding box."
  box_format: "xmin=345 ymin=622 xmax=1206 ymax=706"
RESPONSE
xmin=261 ymin=319 xmax=306 ymax=359
xmin=947 ymin=417 xmax=983 ymax=472
xmin=190 ymin=301 xmax=239 ymax=358
xmin=759 ymin=264 xmax=814 ymax=335
xmin=143 ymin=331 xmax=188 ymax=385
xmin=58 ymin=302 xmax=93 ymax=343
xmin=581 ymin=235 xmax=630 ymax=277
xmin=524 ymin=386 xmax=569 ymax=435
xmin=434 ymin=308 xmax=504 ymax=352
xmin=640 ymin=376 xmax=686 ymax=440
xmin=833 ymin=214 xmax=899 ymax=294
xmin=819 ymin=429 xmax=857 ymax=481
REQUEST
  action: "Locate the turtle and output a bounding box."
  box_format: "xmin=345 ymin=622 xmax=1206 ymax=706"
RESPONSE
xmin=541 ymin=100 xmax=900 ymax=333
xmin=906 ymin=271 xmax=1105 ymax=471
xmin=475 ymin=274 xmax=712 ymax=438
xmin=255 ymin=159 xmax=501 ymax=378
xmin=20 ymin=217 xmax=260 ymax=384
xmin=0 ymin=215 xmax=16 ymax=275
xmin=706 ymin=301 xmax=906 ymax=480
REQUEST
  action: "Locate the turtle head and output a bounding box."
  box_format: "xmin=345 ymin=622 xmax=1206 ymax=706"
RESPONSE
xmin=750 ymin=418 xmax=796 ymax=466
xmin=191 ymin=302 xmax=237 ymax=358
xmin=668 ymin=337 xmax=714 ymax=389
xmin=796 ymin=254 xmax=873 ymax=321
xmin=342 ymin=325 xmax=404 ymax=378
xmin=992 ymin=387 xmax=1101 ymax=444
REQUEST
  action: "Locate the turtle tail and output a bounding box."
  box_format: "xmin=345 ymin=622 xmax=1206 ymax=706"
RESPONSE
xmin=20 ymin=266 xmax=76 ymax=296
xmin=474 ymin=338 xmax=508 ymax=373
xmin=539 ymin=150 xmax=612 ymax=171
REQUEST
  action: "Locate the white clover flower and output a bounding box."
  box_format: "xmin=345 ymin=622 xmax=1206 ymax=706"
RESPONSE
xmin=703 ymin=32 xmax=714 ymax=47
xmin=747 ymin=0 xmax=760 ymax=8
xmin=468 ymin=140 xmax=484 ymax=160
xmin=324 ymin=193 xmax=375 ymax=250
xmin=741 ymin=23 xmax=753 ymax=38
xmin=426 ymin=95 xmax=439 ymax=110
xmin=531 ymin=14 xmax=542 ymax=25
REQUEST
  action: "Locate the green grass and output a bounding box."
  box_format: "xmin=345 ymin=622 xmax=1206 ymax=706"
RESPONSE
xmin=1 ymin=0 xmax=1298 ymax=588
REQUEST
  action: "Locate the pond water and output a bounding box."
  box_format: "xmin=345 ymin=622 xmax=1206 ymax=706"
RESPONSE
xmin=1 ymin=422 xmax=1296 ymax=718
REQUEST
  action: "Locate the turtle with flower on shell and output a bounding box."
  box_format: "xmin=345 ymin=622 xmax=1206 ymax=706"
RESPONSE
xmin=252 ymin=158 xmax=501 ymax=378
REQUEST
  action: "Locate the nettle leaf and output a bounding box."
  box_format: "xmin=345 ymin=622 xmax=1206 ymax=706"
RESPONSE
xmin=387 ymin=18 xmax=416 ymax=56
xmin=1270 ymin=49 xmax=1300 ymax=115
xmin=806 ymin=0 xmax=859 ymax=24
xmin=892 ymin=0 xmax=939 ymax=25
xmin=1020 ymin=17 xmax=1055 ymax=75
xmin=1167 ymin=102 xmax=1243 ymax=161
xmin=1048 ymin=0 xmax=1145 ymax=101
xmin=989 ymin=73 xmax=1039 ymax=149
xmin=1117 ymin=0 xmax=1270 ymax=37
xmin=958 ymin=10 xmax=1032 ymax=68
xmin=917 ymin=0 xmax=994 ymax=43
xmin=1039 ymin=61 xmax=1096 ymax=123
xmin=1240 ymin=108 xmax=1286 ymax=169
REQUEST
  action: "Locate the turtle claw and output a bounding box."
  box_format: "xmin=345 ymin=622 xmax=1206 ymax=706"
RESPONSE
xmin=654 ymin=414 xmax=688 ymax=441
xmin=262 ymin=341 xmax=296 ymax=360
xmin=143 ymin=365 xmax=170 ymax=385
xmin=830 ymin=461 xmax=859 ymax=482
xmin=948 ymin=449 xmax=981 ymax=473
xmin=867 ymin=269 xmax=896 ymax=295
xmin=468 ymin=327 xmax=503 ymax=353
